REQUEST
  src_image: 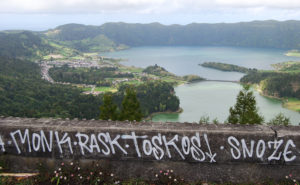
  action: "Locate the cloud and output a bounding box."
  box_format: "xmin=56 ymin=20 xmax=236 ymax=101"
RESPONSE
xmin=0 ymin=0 xmax=217 ymax=14
xmin=0 ymin=0 xmax=166 ymax=13
xmin=215 ymin=0 xmax=300 ymax=9
xmin=1 ymin=0 xmax=300 ymax=14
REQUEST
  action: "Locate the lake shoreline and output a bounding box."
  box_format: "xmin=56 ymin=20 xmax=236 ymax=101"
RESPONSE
xmin=104 ymin=46 xmax=300 ymax=124
xmin=145 ymin=108 xmax=183 ymax=121
xmin=254 ymin=84 xmax=300 ymax=113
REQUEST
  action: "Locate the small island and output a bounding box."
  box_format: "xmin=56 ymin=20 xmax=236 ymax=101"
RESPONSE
xmin=285 ymin=50 xmax=300 ymax=57
xmin=200 ymin=62 xmax=257 ymax=74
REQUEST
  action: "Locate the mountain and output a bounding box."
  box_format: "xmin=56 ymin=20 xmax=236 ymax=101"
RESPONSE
xmin=45 ymin=23 xmax=101 ymax=41
xmin=44 ymin=20 xmax=300 ymax=50
xmin=0 ymin=31 xmax=54 ymax=60
xmin=0 ymin=56 xmax=102 ymax=119
xmin=44 ymin=23 xmax=128 ymax=52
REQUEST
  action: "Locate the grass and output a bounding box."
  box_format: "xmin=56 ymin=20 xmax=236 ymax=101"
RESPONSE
xmin=122 ymin=80 xmax=143 ymax=86
xmin=283 ymin=98 xmax=300 ymax=112
xmin=160 ymin=76 xmax=186 ymax=85
xmin=83 ymin=52 xmax=98 ymax=56
xmin=81 ymin=86 xmax=118 ymax=93
xmin=285 ymin=50 xmax=300 ymax=57
xmin=82 ymin=87 xmax=92 ymax=92
xmin=42 ymin=41 xmax=82 ymax=60
xmin=119 ymin=66 xmax=144 ymax=73
xmin=94 ymin=87 xmax=117 ymax=93
xmin=70 ymin=55 xmax=85 ymax=60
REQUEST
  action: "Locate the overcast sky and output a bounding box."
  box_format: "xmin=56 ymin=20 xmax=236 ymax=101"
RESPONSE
xmin=2 ymin=0 xmax=300 ymax=30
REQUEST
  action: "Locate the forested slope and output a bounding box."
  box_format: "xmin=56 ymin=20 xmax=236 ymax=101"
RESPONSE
xmin=45 ymin=21 xmax=300 ymax=51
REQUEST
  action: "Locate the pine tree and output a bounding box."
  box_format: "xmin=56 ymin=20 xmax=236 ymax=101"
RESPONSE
xmin=227 ymin=85 xmax=264 ymax=124
xmin=99 ymin=93 xmax=118 ymax=121
xmin=120 ymin=88 xmax=143 ymax=121
xmin=268 ymin=113 xmax=290 ymax=126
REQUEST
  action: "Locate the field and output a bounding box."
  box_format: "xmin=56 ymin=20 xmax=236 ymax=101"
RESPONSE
xmin=119 ymin=66 xmax=144 ymax=73
xmin=43 ymin=41 xmax=81 ymax=60
xmin=82 ymin=87 xmax=117 ymax=93
xmin=283 ymin=98 xmax=300 ymax=112
xmin=94 ymin=87 xmax=117 ymax=93
xmin=285 ymin=50 xmax=300 ymax=57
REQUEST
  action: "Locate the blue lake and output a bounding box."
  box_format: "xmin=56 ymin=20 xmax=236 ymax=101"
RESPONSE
xmin=103 ymin=46 xmax=300 ymax=125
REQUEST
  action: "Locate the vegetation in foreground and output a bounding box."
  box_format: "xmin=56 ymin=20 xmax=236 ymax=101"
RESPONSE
xmin=100 ymin=88 xmax=143 ymax=121
xmin=0 ymin=161 xmax=298 ymax=185
xmin=227 ymin=85 xmax=264 ymax=124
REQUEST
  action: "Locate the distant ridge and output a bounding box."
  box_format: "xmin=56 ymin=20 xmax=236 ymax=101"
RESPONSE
xmin=43 ymin=20 xmax=300 ymax=50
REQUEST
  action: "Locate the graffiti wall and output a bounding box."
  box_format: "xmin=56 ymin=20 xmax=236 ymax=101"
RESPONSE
xmin=0 ymin=117 xmax=299 ymax=182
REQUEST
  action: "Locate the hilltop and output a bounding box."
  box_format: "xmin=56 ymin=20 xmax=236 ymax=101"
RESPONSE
xmin=0 ymin=31 xmax=54 ymax=60
xmin=43 ymin=20 xmax=300 ymax=52
xmin=4 ymin=20 xmax=300 ymax=59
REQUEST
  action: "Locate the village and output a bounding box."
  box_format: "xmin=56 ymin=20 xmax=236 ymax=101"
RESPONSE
xmin=38 ymin=57 xmax=160 ymax=95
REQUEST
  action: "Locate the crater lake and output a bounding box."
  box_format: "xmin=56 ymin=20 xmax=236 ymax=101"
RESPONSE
xmin=103 ymin=46 xmax=300 ymax=124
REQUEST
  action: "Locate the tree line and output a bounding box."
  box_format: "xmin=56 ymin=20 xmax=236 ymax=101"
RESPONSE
xmin=241 ymin=71 xmax=300 ymax=99
xmin=45 ymin=21 xmax=300 ymax=51
xmin=0 ymin=57 xmax=179 ymax=120
xmin=49 ymin=65 xmax=134 ymax=86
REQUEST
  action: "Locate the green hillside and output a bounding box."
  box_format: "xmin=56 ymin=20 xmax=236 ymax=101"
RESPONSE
xmin=0 ymin=31 xmax=54 ymax=60
xmin=0 ymin=56 xmax=102 ymax=119
xmin=44 ymin=20 xmax=300 ymax=50
xmin=241 ymin=62 xmax=300 ymax=111
xmin=44 ymin=23 xmax=128 ymax=52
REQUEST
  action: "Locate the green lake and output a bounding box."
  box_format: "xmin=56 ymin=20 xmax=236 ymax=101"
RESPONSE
xmin=151 ymin=81 xmax=300 ymax=124
xmin=104 ymin=46 xmax=300 ymax=125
